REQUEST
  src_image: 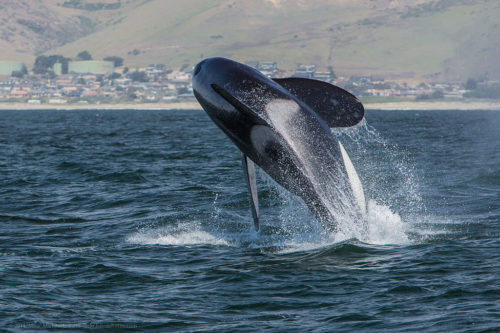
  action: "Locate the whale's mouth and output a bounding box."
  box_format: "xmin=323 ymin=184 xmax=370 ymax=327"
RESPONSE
xmin=210 ymin=83 xmax=239 ymax=105
xmin=210 ymin=83 xmax=247 ymax=113
xmin=211 ymin=83 xmax=268 ymax=125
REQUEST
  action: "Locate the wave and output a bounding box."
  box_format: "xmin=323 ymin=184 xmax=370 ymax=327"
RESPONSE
xmin=127 ymin=222 xmax=229 ymax=246
xmin=126 ymin=197 xmax=409 ymax=254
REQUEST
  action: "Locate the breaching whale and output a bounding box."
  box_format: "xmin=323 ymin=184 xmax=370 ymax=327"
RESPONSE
xmin=192 ymin=57 xmax=366 ymax=232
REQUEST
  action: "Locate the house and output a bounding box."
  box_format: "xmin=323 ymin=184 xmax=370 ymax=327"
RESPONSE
xmin=0 ymin=62 xmax=26 ymax=76
xmin=314 ymin=71 xmax=334 ymax=83
xmin=245 ymin=61 xmax=259 ymax=69
xmin=67 ymin=61 xmax=115 ymax=75
xmin=294 ymin=64 xmax=316 ymax=79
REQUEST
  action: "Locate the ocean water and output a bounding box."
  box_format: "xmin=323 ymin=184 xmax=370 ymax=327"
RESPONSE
xmin=0 ymin=108 xmax=498 ymax=332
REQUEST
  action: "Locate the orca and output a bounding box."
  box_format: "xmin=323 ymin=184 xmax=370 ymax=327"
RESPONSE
xmin=192 ymin=57 xmax=366 ymax=232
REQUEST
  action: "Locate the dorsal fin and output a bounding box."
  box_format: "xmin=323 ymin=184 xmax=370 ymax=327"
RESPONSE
xmin=273 ymin=77 xmax=364 ymax=127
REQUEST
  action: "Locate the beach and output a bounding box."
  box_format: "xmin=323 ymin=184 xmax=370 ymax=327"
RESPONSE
xmin=1 ymin=100 xmax=500 ymax=111
xmin=365 ymin=100 xmax=500 ymax=110
xmin=0 ymin=101 xmax=202 ymax=111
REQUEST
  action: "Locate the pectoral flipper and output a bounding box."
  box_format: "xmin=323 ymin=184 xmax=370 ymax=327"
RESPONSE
xmin=242 ymin=153 xmax=260 ymax=231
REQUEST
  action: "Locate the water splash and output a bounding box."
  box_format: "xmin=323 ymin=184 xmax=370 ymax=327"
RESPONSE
xmin=333 ymin=119 xmax=424 ymax=216
xmin=129 ymin=118 xmax=423 ymax=251
xmin=365 ymin=200 xmax=408 ymax=244
xmin=249 ymin=118 xmax=417 ymax=247
xmin=331 ymin=119 xmax=421 ymax=244
xmin=257 ymin=170 xmax=410 ymax=248
xmin=127 ymin=221 xmax=229 ymax=246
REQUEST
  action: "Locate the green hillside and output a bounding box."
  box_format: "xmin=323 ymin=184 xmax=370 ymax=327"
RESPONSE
xmin=1 ymin=0 xmax=499 ymax=81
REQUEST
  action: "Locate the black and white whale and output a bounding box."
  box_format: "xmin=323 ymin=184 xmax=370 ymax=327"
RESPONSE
xmin=192 ymin=57 xmax=366 ymax=232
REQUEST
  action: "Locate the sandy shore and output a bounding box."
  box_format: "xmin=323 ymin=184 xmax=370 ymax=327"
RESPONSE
xmin=365 ymin=100 xmax=500 ymax=110
xmin=1 ymin=100 xmax=500 ymax=111
xmin=0 ymin=102 xmax=202 ymax=111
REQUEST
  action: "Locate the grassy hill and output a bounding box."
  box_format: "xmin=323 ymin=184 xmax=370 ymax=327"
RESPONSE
xmin=1 ymin=0 xmax=499 ymax=81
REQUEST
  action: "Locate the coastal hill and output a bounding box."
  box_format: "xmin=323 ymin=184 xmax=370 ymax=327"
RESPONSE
xmin=2 ymin=0 xmax=499 ymax=81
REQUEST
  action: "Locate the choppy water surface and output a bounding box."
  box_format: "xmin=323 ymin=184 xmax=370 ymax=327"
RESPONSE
xmin=0 ymin=109 xmax=498 ymax=331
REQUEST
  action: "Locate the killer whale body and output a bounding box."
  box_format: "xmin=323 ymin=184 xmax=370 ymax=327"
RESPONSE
xmin=192 ymin=57 xmax=366 ymax=232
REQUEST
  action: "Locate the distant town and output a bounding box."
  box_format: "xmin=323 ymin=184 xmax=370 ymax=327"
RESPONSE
xmin=1 ymin=53 xmax=498 ymax=106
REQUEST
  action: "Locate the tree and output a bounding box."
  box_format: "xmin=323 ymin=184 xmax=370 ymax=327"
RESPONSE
xmin=33 ymin=55 xmax=70 ymax=74
xmin=77 ymin=50 xmax=92 ymax=61
xmin=123 ymin=67 xmax=129 ymax=74
xmin=431 ymin=90 xmax=444 ymax=99
xmin=104 ymin=56 xmax=124 ymax=67
xmin=177 ymin=86 xmax=189 ymax=95
xmin=130 ymin=71 xmax=148 ymax=82
xmin=129 ymin=48 xmax=140 ymax=56
xmin=416 ymin=90 xmax=444 ymax=100
xmin=11 ymin=71 xmax=24 ymax=78
xmin=12 ymin=64 xmax=28 ymax=77
xmin=463 ymin=84 xmax=500 ymax=99
xmin=465 ymin=78 xmax=477 ymax=90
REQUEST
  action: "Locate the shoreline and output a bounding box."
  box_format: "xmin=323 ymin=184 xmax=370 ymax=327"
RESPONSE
xmin=364 ymin=100 xmax=500 ymax=110
xmin=1 ymin=100 xmax=500 ymax=111
xmin=0 ymin=101 xmax=202 ymax=111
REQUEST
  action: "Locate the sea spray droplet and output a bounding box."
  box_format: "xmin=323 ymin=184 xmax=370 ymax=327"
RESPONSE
xmin=364 ymin=200 xmax=409 ymax=245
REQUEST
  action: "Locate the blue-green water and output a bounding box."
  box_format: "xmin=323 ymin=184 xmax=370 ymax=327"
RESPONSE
xmin=0 ymin=109 xmax=498 ymax=332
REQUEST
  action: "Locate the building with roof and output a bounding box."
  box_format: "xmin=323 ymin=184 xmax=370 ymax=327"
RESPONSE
xmin=259 ymin=61 xmax=279 ymax=77
xmin=314 ymin=71 xmax=334 ymax=83
xmin=293 ymin=64 xmax=316 ymax=79
xmin=67 ymin=61 xmax=115 ymax=75
xmin=0 ymin=62 xmax=26 ymax=76
xmin=244 ymin=61 xmax=259 ymax=69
